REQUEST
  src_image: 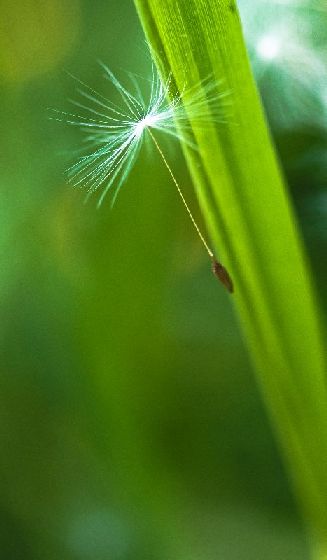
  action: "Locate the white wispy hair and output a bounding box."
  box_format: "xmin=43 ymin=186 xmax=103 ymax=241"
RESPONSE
xmin=51 ymin=62 xmax=227 ymax=207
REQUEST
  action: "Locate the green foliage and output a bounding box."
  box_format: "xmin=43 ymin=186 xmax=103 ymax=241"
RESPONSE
xmin=1 ymin=1 xmax=326 ymax=558
xmin=133 ymin=0 xmax=327 ymax=553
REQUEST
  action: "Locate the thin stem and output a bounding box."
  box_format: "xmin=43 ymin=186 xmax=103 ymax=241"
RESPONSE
xmin=147 ymin=127 xmax=214 ymax=259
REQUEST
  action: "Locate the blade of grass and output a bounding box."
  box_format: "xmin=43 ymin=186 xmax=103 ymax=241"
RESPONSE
xmin=134 ymin=0 xmax=327 ymax=554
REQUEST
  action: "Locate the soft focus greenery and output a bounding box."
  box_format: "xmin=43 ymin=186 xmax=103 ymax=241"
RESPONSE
xmin=0 ymin=1 xmax=326 ymax=559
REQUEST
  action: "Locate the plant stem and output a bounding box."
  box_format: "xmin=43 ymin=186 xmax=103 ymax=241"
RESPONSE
xmin=134 ymin=0 xmax=327 ymax=552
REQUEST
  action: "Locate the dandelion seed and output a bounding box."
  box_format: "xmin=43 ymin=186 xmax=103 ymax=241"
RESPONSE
xmin=51 ymin=61 xmax=233 ymax=292
xmin=212 ymin=260 xmax=234 ymax=294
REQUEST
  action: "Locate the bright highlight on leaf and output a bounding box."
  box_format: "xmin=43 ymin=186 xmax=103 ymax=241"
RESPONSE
xmin=257 ymin=34 xmax=281 ymax=60
xmin=238 ymin=0 xmax=327 ymax=128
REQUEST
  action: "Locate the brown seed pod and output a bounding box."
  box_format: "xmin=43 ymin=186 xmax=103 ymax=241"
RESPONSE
xmin=212 ymin=259 xmax=234 ymax=293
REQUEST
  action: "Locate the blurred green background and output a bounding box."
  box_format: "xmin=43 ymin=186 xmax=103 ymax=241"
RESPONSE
xmin=0 ymin=1 xmax=326 ymax=558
